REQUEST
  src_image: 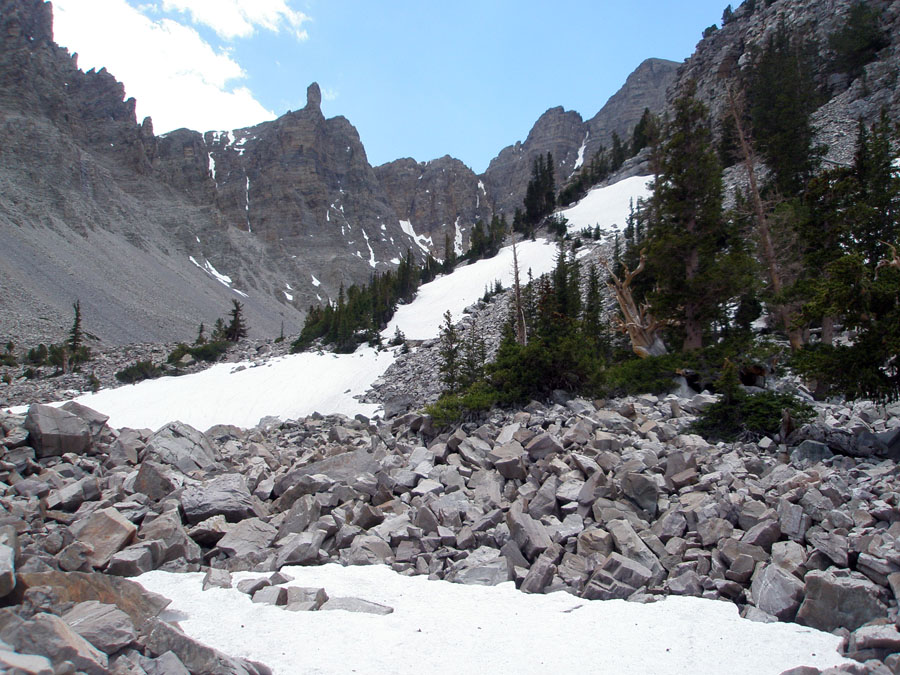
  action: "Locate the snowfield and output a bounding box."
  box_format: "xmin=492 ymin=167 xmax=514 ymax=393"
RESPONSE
xmin=560 ymin=175 xmax=653 ymax=234
xmin=383 ymin=238 xmax=559 ymax=340
xmin=137 ymin=564 xmax=850 ymax=675
xmin=10 ymin=349 xmax=395 ymax=430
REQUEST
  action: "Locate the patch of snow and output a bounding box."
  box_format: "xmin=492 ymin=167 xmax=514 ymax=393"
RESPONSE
xmin=134 ymin=564 xmax=850 ymax=675
xmin=283 ymin=291 xmax=293 ymax=301
xmin=189 ymin=256 xmax=249 ymax=297
xmin=244 ymin=176 xmax=251 ymax=232
xmin=384 ymin=238 xmax=558 ymax=340
xmin=454 ymin=217 xmax=464 ymax=256
xmin=398 ymin=220 xmax=433 ymax=254
xmin=559 ymin=175 xmax=653 ymax=234
xmin=381 ymin=223 xmax=387 ymax=231
xmin=390 ymin=257 xmax=401 ymax=265
xmin=207 ymin=152 xmax=217 ymax=184
xmin=361 ymin=229 xmax=377 ymax=269
xmin=285 ymin=282 xmax=293 ymax=291
xmin=46 ymin=347 xmax=394 ymax=430
xmin=195 ymin=236 xmax=200 ymax=243
xmin=311 ymin=274 xmax=321 ymax=287
xmin=571 ymin=131 xmax=589 ymax=175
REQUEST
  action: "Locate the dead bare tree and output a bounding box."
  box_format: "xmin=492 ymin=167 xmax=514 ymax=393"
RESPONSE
xmin=876 ymin=240 xmax=900 ymax=277
xmin=726 ymin=85 xmax=804 ymax=350
xmin=601 ymin=252 xmax=667 ymax=358
xmin=511 ymin=241 xmax=527 ymax=346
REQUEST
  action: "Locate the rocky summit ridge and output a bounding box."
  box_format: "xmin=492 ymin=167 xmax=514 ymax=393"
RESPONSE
xmin=0 ymin=0 xmax=677 ymax=346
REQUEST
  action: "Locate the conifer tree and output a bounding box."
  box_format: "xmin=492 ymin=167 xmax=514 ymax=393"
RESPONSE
xmin=438 ymin=310 xmax=461 ymax=393
xmin=225 ymin=299 xmax=248 ymax=342
xmin=647 ymin=82 xmax=743 ymax=351
xmin=68 ymin=300 xmax=82 ymax=356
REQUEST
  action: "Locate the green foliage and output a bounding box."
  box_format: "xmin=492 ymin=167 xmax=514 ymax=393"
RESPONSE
xmin=168 ymin=340 xmax=230 ymax=364
xmin=632 ymin=108 xmax=660 ymax=156
xmin=600 ymin=354 xmax=686 ymax=397
xmin=225 ymin=300 xmax=248 ymax=342
xmin=425 ymin=381 xmax=499 ymax=427
xmin=292 ymin=249 xmax=421 ymax=354
xmin=26 ymin=344 xmax=47 ymax=367
xmin=521 ymin=152 xmax=557 ymax=230
xmin=828 ymin=2 xmax=888 ymax=81
xmin=87 ymin=372 xmax=100 ymax=392
xmin=115 ymin=360 xmax=163 ymax=384
xmin=190 ymin=341 xmax=230 ymax=362
xmin=465 ymin=214 xmax=507 ymax=262
xmin=438 ymin=310 xmax=461 ymax=394
xmin=644 ymin=81 xmax=752 ymax=351
xmin=747 ymin=23 xmax=822 ymax=196
xmin=690 ymin=390 xmax=814 ymax=442
xmin=722 ymin=4 xmax=734 ymax=25
xmin=195 ymin=322 xmax=206 ymax=345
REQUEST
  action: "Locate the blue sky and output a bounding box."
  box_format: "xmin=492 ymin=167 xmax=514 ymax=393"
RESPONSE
xmin=52 ymin=0 xmax=730 ymax=173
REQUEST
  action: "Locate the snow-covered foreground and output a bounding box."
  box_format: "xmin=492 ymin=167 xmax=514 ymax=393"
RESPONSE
xmin=27 ymin=349 xmax=395 ymax=430
xmin=137 ymin=564 xmax=850 ymax=675
xmin=560 ymin=174 xmax=653 ymax=233
xmin=383 ymin=238 xmax=558 ymax=340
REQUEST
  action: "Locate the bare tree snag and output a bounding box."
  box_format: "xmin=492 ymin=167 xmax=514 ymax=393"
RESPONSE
xmin=726 ymin=85 xmax=803 ymax=350
xmin=602 ymin=252 xmax=667 ymax=358
xmin=876 ymin=240 xmax=900 ymax=277
xmin=511 ymin=241 xmax=527 ymax=346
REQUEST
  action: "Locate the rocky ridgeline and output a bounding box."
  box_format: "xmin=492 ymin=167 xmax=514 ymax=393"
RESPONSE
xmin=1 ymin=387 xmax=900 ymax=673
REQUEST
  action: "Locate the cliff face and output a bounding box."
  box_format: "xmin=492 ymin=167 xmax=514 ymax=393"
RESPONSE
xmin=667 ymin=0 xmax=900 ymax=167
xmin=0 ymin=0 xmax=682 ymax=344
xmin=374 ymin=155 xmax=493 ymax=256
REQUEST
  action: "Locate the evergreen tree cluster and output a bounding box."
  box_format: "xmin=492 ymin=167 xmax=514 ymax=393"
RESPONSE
xmin=558 ymin=129 xmax=641 ymax=208
xmin=464 ymin=214 xmax=508 ymax=262
xmin=292 ymin=249 xmax=423 ymax=353
xmin=516 ymin=152 xmax=557 ymax=232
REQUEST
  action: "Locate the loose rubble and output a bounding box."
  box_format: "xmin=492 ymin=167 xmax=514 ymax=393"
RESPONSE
xmin=1 ymin=385 xmax=900 ymax=673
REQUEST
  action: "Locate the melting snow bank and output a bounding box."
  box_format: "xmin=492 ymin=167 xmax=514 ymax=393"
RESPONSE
xmin=384 ymin=238 xmax=558 ymax=340
xmin=137 ymin=564 xmax=850 ymax=675
xmin=44 ymin=348 xmax=395 ymax=430
xmin=560 ymin=174 xmax=654 ymax=233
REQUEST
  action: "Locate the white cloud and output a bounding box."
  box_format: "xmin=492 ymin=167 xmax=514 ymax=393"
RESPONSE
xmin=322 ymin=87 xmax=339 ymax=102
xmin=161 ymin=0 xmax=310 ymax=40
xmin=51 ymin=0 xmax=275 ymax=134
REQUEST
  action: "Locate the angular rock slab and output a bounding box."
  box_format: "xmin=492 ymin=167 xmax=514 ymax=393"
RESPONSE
xmin=143 ymin=421 xmax=218 ymax=475
xmin=750 ymin=563 xmax=804 ymax=621
xmin=320 ymin=597 xmax=394 ymax=615
xmin=12 ymin=613 xmax=108 ymax=675
xmin=24 ymin=403 xmax=91 ymax=458
xmin=62 ymin=601 xmax=137 ymax=654
xmin=181 ymin=473 xmax=256 ymax=524
xmin=71 ymin=507 xmax=137 ymax=569
xmin=796 ymin=569 xmax=887 ymax=632
xmin=16 ymin=571 xmax=170 ymax=626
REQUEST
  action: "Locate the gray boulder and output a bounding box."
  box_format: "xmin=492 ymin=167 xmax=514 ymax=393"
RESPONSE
xmin=62 ymin=601 xmax=136 ymax=654
xmin=144 ymin=422 xmax=217 ymax=474
xmin=24 ymin=404 xmax=91 ymax=458
xmin=796 ymin=569 xmax=888 ymax=632
xmin=181 ymin=474 xmax=256 ymax=524
xmin=750 ymin=563 xmax=805 ymax=621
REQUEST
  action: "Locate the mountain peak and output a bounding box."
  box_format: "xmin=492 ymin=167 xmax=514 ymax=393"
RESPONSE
xmin=306 ymin=82 xmax=322 ymax=111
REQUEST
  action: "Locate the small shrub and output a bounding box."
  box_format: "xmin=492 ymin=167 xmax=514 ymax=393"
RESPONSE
xmin=115 ymin=360 xmax=163 ymax=384
xmin=600 ymin=354 xmax=686 ymax=397
xmin=87 ymin=372 xmax=100 ymax=392
xmin=189 ymin=340 xmax=229 ymax=362
xmin=26 ymin=344 xmax=48 ymax=366
xmin=690 ymin=391 xmax=814 ymax=442
xmin=23 ymin=367 xmax=37 ymax=380
xmin=167 ymin=343 xmax=190 ymax=364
